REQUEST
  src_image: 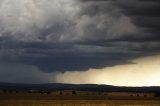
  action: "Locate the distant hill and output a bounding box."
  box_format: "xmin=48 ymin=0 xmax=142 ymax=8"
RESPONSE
xmin=0 ymin=82 xmax=160 ymax=93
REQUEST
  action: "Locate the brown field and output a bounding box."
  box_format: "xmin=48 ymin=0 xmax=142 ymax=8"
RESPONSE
xmin=1 ymin=100 xmax=160 ymax=106
xmin=0 ymin=93 xmax=159 ymax=100
xmin=1 ymin=91 xmax=160 ymax=106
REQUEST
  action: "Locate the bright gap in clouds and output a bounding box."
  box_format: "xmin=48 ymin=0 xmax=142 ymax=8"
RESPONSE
xmin=55 ymin=55 xmax=160 ymax=87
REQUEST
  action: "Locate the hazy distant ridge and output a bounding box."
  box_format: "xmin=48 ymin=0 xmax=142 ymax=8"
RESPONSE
xmin=0 ymin=82 xmax=160 ymax=93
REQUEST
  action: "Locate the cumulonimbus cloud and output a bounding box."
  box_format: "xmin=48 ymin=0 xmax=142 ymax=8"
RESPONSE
xmin=0 ymin=0 xmax=159 ymax=85
xmin=0 ymin=0 xmax=137 ymax=42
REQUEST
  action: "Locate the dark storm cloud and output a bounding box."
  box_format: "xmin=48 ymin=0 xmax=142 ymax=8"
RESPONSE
xmin=116 ymin=0 xmax=160 ymax=16
xmin=113 ymin=0 xmax=160 ymax=42
xmin=0 ymin=0 xmax=160 ymax=83
xmin=0 ymin=38 xmax=140 ymax=72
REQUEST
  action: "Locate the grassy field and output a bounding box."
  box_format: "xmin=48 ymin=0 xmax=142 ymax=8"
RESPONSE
xmin=0 ymin=94 xmax=158 ymax=100
xmin=1 ymin=92 xmax=160 ymax=106
xmin=1 ymin=100 xmax=160 ymax=106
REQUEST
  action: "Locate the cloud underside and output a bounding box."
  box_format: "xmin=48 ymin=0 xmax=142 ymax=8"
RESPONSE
xmin=0 ymin=0 xmax=160 ymax=85
xmin=0 ymin=55 xmax=160 ymax=86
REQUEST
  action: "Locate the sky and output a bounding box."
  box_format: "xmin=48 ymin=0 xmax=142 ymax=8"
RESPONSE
xmin=0 ymin=0 xmax=160 ymax=86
